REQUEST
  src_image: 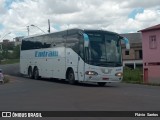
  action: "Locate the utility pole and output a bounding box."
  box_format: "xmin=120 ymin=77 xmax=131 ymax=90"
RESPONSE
xmin=48 ymin=19 xmax=50 ymax=33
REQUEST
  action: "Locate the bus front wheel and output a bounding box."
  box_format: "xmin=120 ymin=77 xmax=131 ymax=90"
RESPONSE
xmin=68 ymin=69 xmax=76 ymax=85
xmin=97 ymin=82 xmax=106 ymax=86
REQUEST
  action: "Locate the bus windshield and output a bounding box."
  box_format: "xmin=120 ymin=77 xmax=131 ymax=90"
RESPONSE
xmin=86 ymin=32 xmax=122 ymax=67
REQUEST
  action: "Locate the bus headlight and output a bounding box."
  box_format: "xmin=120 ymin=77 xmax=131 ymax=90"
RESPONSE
xmin=85 ymin=71 xmax=98 ymax=76
xmin=115 ymin=72 xmax=123 ymax=77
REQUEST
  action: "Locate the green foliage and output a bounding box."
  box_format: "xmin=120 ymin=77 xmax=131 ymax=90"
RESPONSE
xmin=4 ymin=75 xmax=10 ymax=83
xmin=2 ymin=43 xmax=14 ymax=50
xmin=0 ymin=45 xmax=20 ymax=63
xmin=1 ymin=59 xmax=19 ymax=65
xmin=0 ymin=75 xmax=10 ymax=84
xmin=123 ymin=67 xmax=143 ymax=83
xmin=13 ymin=45 xmax=20 ymax=59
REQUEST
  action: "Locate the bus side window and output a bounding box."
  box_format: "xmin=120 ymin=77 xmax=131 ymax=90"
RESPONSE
xmin=79 ymin=44 xmax=84 ymax=59
xmin=67 ymin=34 xmax=79 ymax=54
xmin=78 ymin=34 xmax=84 ymax=60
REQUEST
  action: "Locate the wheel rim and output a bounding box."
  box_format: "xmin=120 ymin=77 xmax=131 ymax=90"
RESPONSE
xmin=68 ymin=70 xmax=76 ymax=84
xmin=69 ymin=73 xmax=74 ymax=81
xmin=34 ymin=69 xmax=39 ymax=79
xmin=29 ymin=72 xmax=31 ymax=77
xmin=35 ymin=71 xmax=38 ymax=78
xmin=28 ymin=69 xmax=32 ymax=78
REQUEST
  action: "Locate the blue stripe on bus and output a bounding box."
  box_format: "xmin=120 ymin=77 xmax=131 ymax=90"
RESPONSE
xmin=35 ymin=51 xmax=58 ymax=57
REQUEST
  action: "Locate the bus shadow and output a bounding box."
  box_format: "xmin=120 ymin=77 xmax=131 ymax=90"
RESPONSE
xmin=76 ymin=82 xmax=119 ymax=88
xmin=39 ymin=78 xmax=119 ymax=88
xmin=21 ymin=76 xmax=119 ymax=88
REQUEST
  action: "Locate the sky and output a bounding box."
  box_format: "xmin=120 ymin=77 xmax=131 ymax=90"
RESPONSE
xmin=0 ymin=0 xmax=160 ymax=40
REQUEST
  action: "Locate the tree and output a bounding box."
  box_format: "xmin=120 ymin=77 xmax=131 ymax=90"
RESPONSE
xmin=12 ymin=45 xmax=20 ymax=59
xmin=0 ymin=52 xmax=2 ymax=63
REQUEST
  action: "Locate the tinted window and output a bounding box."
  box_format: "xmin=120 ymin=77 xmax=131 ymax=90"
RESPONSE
xmin=21 ymin=34 xmax=65 ymax=50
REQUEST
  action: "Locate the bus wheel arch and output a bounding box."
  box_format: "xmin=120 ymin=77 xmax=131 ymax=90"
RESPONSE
xmin=66 ymin=67 xmax=76 ymax=85
xmin=28 ymin=66 xmax=33 ymax=79
xmin=33 ymin=66 xmax=40 ymax=80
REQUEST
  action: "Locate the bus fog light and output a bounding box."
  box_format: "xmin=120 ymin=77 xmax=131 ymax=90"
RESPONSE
xmin=85 ymin=71 xmax=98 ymax=76
xmin=115 ymin=72 xmax=123 ymax=77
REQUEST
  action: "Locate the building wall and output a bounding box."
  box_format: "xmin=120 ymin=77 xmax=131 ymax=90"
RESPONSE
xmin=14 ymin=36 xmax=23 ymax=46
xmin=147 ymin=66 xmax=160 ymax=83
xmin=122 ymin=45 xmax=142 ymax=60
xmin=142 ymin=30 xmax=160 ymax=63
xmin=122 ymin=43 xmax=143 ymax=69
xmin=122 ymin=48 xmax=135 ymax=60
xmin=142 ymin=29 xmax=160 ymax=83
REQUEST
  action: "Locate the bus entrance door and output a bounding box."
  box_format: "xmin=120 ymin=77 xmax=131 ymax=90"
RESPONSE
xmin=77 ymin=57 xmax=85 ymax=81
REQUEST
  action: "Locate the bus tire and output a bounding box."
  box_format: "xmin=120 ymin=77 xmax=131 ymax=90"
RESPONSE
xmin=33 ymin=67 xmax=39 ymax=80
xmin=28 ymin=67 xmax=33 ymax=79
xmin=67 ymin=69 xmax=76 ymax=85
xmin=97 ymin=82 xmax=106 ymax=86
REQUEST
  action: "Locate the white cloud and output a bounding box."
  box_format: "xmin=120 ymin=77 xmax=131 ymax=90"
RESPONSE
xmin=39 ymin=0 xmax=81 ymax=14
xmin=0 ymin=0 xmax=160 ymax=40
xmin=105 ymin=9 xmax=160 ymax=33
xmin=125 ymin=0 xmax=160 ymax=9
xmin=135 ymin=9 xmax=160 ymax=22
xmin=0 ymin=0 xmax=6 ymax=14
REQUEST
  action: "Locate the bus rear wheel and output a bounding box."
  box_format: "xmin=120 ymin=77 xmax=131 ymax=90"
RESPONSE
xmin=33 ymin=67 xmax=39 ymax=80
xmin=97 ymin=82 xmax=106 ymax=86
xmin=28 ymin=67 xmax=33 ymax=79
xmin=68 ymin=69 xmax=76 ymax=85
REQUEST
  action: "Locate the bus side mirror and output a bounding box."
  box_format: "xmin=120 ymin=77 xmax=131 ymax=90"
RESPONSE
xmin=83 ymin=33 xmax=89 ymax=47
xmin=123 ymin=37 xmax=130 ymax=49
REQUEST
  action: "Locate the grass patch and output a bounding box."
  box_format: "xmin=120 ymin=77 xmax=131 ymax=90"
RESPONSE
xmin=4 ymin=75 xmax=10 ymax=83
xmin=0 ymin=75 xmax=10 ymax=84
xmin=123 ymin=67 xmax=160 ymax=86
xmin=123 ymin=67 xmax=143 ymax=83
xmin=0 ymin=59 xmax=20 ymax=65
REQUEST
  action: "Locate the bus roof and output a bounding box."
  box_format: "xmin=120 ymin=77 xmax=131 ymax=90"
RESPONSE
xmin=84 ymin=29 xmax=120 ymax=36
xmin=22 ymin=28 xmax=121 ymax=40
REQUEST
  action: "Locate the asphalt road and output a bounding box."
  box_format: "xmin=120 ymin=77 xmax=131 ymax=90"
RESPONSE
xmin=0 ymin=63 xmax=160 ymax=120
xmin=0 ymin=76 xmax=160 ymax=120
xmin=1 ymin=75 xmax=160 ymax=111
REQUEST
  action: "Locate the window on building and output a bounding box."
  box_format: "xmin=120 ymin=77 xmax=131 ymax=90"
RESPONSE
xmin=125 ymin=50 xmax=129 ymax=55
xmin=135 ymin=50 xmax=143 ymax=59
xmin=149 ymin=35 xmax=157 ymax=49
xmin=139 ymin=50 xmax=142 ymax=59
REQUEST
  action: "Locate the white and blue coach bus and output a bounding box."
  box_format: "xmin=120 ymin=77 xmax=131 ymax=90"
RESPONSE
xmin=20 ymin=29 xmax=129 ymax=86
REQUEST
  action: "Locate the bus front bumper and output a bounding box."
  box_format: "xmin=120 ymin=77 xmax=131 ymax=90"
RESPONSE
xmin=84 ymin=75 xmax=122 ymax=83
